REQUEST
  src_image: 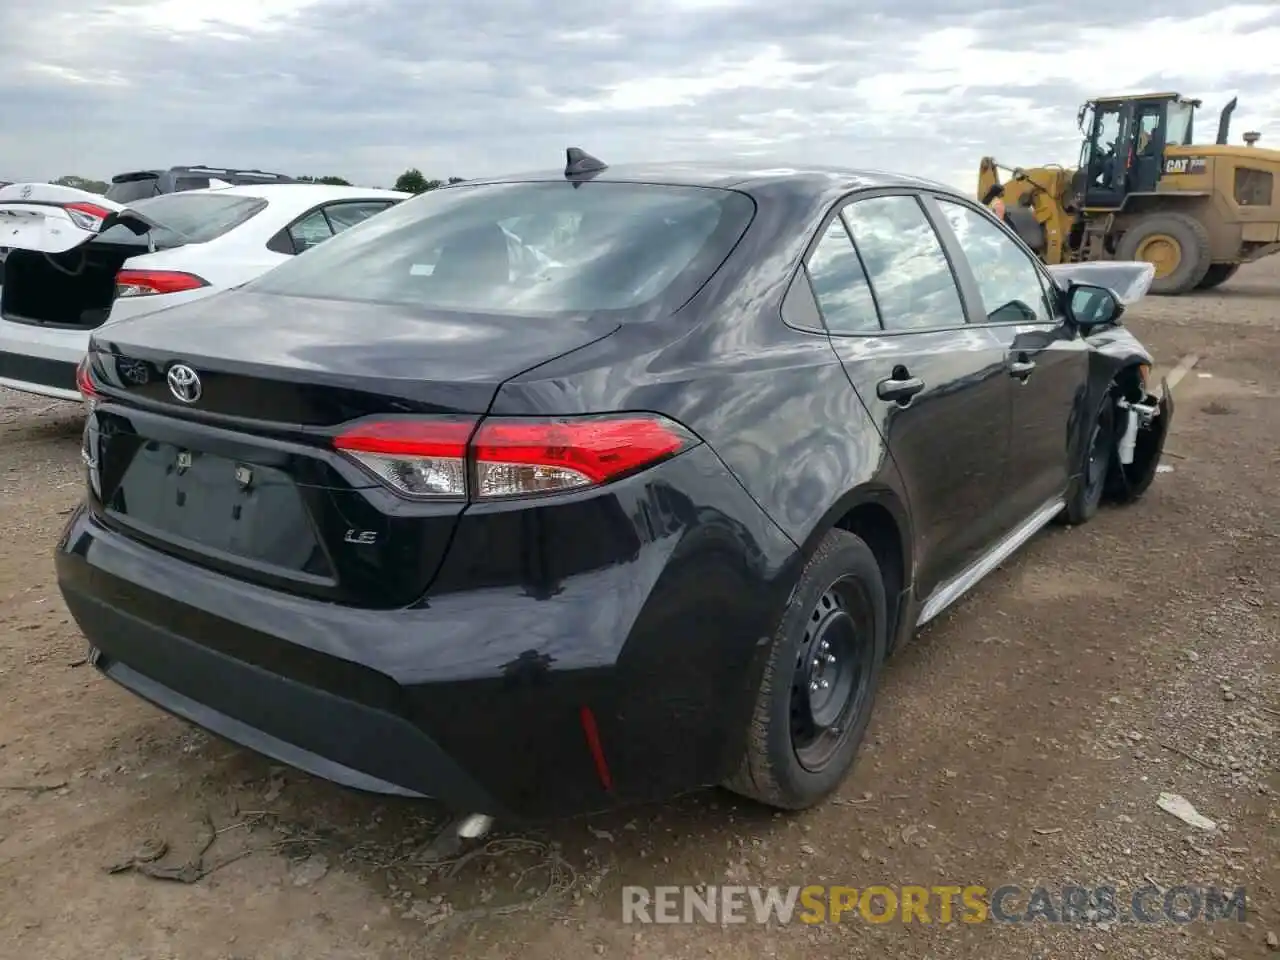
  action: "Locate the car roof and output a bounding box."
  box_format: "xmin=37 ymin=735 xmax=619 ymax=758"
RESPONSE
xmin=149 ymin=183 xmax=409 ymax=211
xmin=208 ymin=183 xmax=408 ymax=200
xmin=461 ymin=160 xmax=963 ymax=202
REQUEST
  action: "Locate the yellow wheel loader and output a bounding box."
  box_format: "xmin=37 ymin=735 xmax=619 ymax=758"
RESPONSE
xmin=978 ymin=93 xmax=1280 ymax=294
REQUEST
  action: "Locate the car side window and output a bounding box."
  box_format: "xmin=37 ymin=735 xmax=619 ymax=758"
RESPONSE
xmin=841 ymin=195 xmax=966 ymax=331
xmin=289 ymin=210 xmax=335 ymax=252
xmin=935 ymin=198 xmax=1054 ymax=324
xmin=804 ymin=219 xmax=880 ymax=334
xmin=323 ymin=201 xmax=394 ymax=233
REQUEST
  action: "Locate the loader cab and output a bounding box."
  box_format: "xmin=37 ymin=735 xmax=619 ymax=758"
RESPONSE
xmin=1079 ymin=93 xmax=1200 ymax=210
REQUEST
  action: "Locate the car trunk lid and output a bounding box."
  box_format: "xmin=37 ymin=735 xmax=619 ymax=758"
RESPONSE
xmin=0 ymin=182 xmax=160 ymax=254
xmin=0 ymin=183 xmax=180 ymax=330
xmin=83 ymin=291 xmax=620 ymax=607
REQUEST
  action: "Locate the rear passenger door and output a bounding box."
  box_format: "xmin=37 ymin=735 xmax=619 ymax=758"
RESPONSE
xmin=809 ymin=191 xmax=1014 ymax=603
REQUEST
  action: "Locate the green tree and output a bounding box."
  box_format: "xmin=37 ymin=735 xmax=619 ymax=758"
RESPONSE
xmin=298 ymin=175 xmax=352 ymax=185
xmin=51 ymin=175 xmax=108 ymax=194
xmin=393 ymin=168 xmax=430 ymax=193
xmin=393 ymin=169 xmax=468 ymax=194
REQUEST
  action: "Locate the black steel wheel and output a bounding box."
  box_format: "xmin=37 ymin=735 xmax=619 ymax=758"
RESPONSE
xmin=789 ymin=583 xmax=875 ymax=772
xmin=724 ymin=528 xmax=887 ymax=810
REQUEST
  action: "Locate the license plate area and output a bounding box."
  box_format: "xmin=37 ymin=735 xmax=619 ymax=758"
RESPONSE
xmin=104 ymin=440 xmax=335 ymax=581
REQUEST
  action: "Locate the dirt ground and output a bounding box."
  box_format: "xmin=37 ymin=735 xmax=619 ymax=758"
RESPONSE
xmin=0 ymin=260 xmax=1276 ymax=960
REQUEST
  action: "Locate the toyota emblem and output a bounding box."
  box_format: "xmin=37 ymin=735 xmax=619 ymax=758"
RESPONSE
xmin=167 ymin=363 xmax=202 ymax=403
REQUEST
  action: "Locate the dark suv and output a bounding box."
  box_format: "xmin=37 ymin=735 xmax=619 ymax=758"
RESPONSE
xmin=104 ymin=166 xmax=296 ymax=204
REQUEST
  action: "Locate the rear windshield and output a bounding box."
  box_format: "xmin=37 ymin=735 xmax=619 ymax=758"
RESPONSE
xmin=105 ymin=178 xmax=160 ymax=203
xmin=246 ymin=181 xmax=756 ymax=316
xmin=96 ymin=193 xmax=267 ymax=247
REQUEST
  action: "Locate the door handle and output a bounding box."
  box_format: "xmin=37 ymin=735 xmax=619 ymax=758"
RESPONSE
xmin=1008 ymin=358 xmax=1036 ymax=379
xmin=877 ymin=373 xmax=925 ymax=404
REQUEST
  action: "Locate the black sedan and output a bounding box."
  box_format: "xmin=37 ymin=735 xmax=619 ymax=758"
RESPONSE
xmin=59 ymin=151 xmax=1172 ymax=823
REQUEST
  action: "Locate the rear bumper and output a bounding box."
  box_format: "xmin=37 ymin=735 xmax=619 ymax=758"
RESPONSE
xmin=0 ymin=368 xmax=79 ymax=401
xmin=56 ymin=444 xmax=801 ymax=819
xmin=0 ymin=318 xmax=88 ymax=400
xmin=81 ymin=607 xmax=495 ymax=807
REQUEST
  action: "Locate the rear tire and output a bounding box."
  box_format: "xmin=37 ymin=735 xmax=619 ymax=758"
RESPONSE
xmin=1196 ymin=263 xmax=1239 ymax=290
xmin=1116 ymin=213 xmax=1211 ymax=295
xmin=1061 ymin=390 xmax=1117 ymax=526
xmin=724 ymin=528 xmax=886 ymax=810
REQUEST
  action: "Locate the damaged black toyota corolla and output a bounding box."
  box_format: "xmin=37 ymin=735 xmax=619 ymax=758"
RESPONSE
xmin=57 ymin=152 xmax=1172 ymax=825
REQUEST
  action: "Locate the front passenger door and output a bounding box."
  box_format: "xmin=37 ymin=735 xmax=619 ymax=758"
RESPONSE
xmin=931 ymin=197 xmax=1089 ymax=525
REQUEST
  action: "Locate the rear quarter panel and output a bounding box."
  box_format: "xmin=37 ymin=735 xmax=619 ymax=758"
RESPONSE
xmin=105 ymin=239 xmax=290 ymax=325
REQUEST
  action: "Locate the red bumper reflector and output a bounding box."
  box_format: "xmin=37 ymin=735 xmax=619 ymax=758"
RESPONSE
xmin=578 ymin=705 xmax=613 ymax=792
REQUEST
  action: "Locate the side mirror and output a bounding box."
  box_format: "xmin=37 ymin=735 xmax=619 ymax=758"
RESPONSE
xmin=1066 ymin=282 xmax=1125 ymax=329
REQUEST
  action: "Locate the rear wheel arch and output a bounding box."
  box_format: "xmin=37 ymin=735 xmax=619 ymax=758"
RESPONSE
xmin=798 ymin=488 xmax=912 ymax=647
xmin=833 ymin=503 xmax=906 ymax=629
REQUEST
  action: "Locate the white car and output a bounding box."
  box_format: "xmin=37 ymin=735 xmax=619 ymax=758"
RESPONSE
xmin=0 ymin=181 xmax=409 ymax=401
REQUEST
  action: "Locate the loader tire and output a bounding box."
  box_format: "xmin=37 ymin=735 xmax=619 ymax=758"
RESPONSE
xmin=1116 ymin=213 xmax=1212 ymax=295
xmin=1196 ymin=263 xmax=1239 ymax=290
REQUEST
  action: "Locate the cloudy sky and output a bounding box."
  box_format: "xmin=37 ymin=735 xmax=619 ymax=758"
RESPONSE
xmin=2 ymin=0 xmax=1278 ymax=191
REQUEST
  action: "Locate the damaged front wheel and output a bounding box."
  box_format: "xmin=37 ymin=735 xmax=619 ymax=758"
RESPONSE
xmin=1105 ymin=387 xmax=1170 ymax=503
xmin=1063 ymin=372 xmax=1172 ymax=525
xmin=1062 ymin=391 xmax=1117 ymax=525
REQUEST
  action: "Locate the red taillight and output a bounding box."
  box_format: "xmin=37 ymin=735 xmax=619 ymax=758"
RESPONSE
xmin=75 ymin=356 xmax=98 ymax=403
xmin=115 ymin=270 xmax=209 ymax=298
xmin=333 ymin=414 xmax=697 ymax=501
xmin=64 ymin=201 xmax=113 ymax=232
xmin=335 ymin=418 xmax=474 ymax=499
xmin=472 ymin=417 xmax=693 ymax=495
